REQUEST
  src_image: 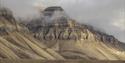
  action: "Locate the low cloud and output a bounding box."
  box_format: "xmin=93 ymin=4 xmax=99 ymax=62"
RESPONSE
xmin=1 ymin=0 xmax=125 ymax=42
xmin=57 ymin=0 xmax=125 ymax=42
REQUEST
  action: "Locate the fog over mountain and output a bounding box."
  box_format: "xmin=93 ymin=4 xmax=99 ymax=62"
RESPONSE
xmin=1 ymin=0 xmax=125 ymax=42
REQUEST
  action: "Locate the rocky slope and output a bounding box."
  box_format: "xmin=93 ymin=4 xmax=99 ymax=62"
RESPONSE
xmin=0 ymin=7 xmax=65 ymax=60
xmin=26 ymin=6 xmax=125 ymax=60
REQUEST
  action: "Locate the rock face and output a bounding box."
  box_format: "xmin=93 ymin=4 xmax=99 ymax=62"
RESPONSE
xmin=26 ymin=6 xmax=121 ymax=44
xmin=27 ymin=6 xmax=81 ymax=40
xmin=27 ymin=6 xmax=125 ymax=60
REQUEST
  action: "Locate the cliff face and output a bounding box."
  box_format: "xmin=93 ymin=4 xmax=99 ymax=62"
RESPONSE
xmin=26 ymin=6 xmax=121 ymax=47
xmin=27 ymin=6 xmax=125 ymax=60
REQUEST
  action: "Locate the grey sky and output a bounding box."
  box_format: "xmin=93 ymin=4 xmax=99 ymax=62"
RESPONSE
xmin=1 ymin=0 xmax=125 ymax=42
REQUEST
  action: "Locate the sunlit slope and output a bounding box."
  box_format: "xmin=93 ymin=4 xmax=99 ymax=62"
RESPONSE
xmin=28 ymin=18 xmax=125 ymax=60
xmin=0 ymin=18 xmax=64 ymax=60
xmin=33 ymin=26 xmax=125 ymax=60
xmin=58 ymin=39 xmax=125 ymax=60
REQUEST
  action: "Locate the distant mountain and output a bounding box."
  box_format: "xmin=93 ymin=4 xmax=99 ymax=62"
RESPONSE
xmin=26 ymin=6 xmax=125 ymax=60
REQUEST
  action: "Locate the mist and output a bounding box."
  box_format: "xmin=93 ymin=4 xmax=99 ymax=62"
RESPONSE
xmin=1 ymin=0 xmax=125 ymax=42
xmin=57 ymin=0 xmax=125 ymax=42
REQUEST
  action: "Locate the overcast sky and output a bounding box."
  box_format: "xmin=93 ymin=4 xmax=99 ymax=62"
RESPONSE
xmin=1 ymin=0 xmax=125 ymax=42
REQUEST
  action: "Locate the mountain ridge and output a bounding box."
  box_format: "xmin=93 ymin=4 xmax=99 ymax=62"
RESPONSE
xmin=26 ymin=6 xmax=125 ymax=60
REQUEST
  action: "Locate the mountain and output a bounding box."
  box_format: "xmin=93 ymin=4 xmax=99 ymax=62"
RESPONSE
xmin=26 ymin=6 xmax=125 ymax=60
xmin=1 ymin=6 xmax=125 ymax=61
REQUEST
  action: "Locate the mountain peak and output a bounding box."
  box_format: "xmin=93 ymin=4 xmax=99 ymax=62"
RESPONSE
xmin=27 ymin=6 xmax=121 ymax=43
xmin=44 ymin=6 xmax=64 ymax=12
xmin=42 ymin=7 xmax=67 ymax=21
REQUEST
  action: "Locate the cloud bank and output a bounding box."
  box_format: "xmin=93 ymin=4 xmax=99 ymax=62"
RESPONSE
xmin=57 ymin=0 xmax=125 ymax=42
xmin=1 ymin=0 xmax=125 ymax=42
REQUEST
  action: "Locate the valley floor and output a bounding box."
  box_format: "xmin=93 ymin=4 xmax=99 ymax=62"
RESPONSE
xmin=0 ymin=60 xmax=125 ymax=63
